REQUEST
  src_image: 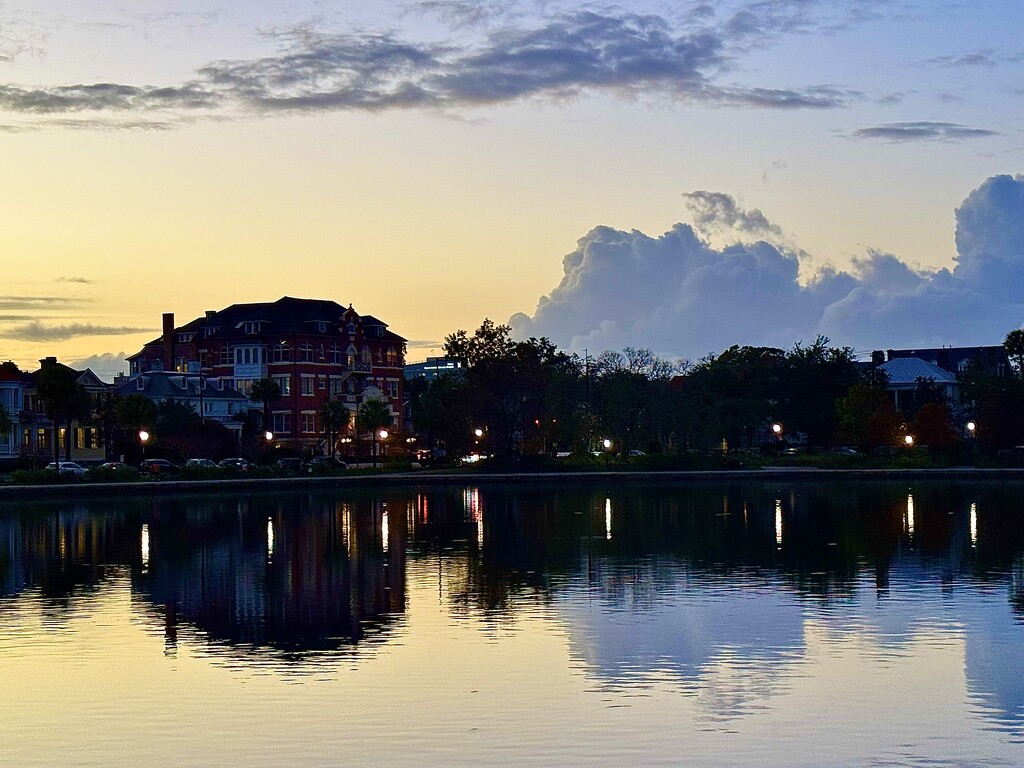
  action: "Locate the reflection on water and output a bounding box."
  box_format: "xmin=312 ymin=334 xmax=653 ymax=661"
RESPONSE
xmin=1 ymin=481 xmax=1024 ymax=766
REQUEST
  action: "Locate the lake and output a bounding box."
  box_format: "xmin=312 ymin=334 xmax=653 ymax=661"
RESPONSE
xmin=1 ymin=480 xmax=1022 ymax=766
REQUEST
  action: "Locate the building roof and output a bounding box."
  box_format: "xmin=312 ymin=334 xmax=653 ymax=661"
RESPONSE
xmin=878 ymin=357 xmax=959 ymax=386
xmin=135 ymin=296 xmax=407 ymax=352
xmin=117 ymin=372 xmax=248 ymax=401
xmin=886 ymin=345 xmax=1009 ymax=375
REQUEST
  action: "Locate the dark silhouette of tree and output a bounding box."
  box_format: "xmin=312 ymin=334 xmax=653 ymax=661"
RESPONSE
xmin=357 ymin=397 xmax=393 ymax=467
xmin=835 ymin=382 xmax=889 ymax=451
xmin=249 ymin=378 xmax=282 ymax=430
xmin=866 ymin=401 xmax=902 ymax=450
xmin=781 ymin=337 xmax=859 ymax=447
xmin=0 ymin=402 xmax=11 ymax=440
xmin=1005 ymin=329 xmax=1024 ymax=378
xmin=910 ymin=402 xmax=958 ymax=450
xmin=320 ymin=399 xmax=348 ymax=459
xmin=36 ymin=363 xmax=90 ymax=465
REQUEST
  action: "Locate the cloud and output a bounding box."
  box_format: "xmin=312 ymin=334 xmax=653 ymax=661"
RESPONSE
xmin=67 ymin=351 xmax=129 ymax=381
xmin=510 ymin=174 xmax=1024 ymax=359
xmin=683 ymin=191 xmax=782 ymax=236
xmin=0 ymin=295 xmax=81 ymax=310
xmin=56 ymin=276 xmax=93 ymax=284
xmin=0 ymin=7 xmax=858 ymax=128
xmin=926 ymin=49 xmax=1024 ymax=68
xmin=853 ymin=121 xmax=998 ymax=142
xmin=0 ymin=322 xmax=154 ymax=342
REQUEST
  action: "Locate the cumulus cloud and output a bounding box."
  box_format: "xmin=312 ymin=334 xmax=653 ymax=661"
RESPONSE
xmin=853 ymin=121 xmax=998 ymax=142
xmin=683 ymin=191 xmax=782 ymax=236
xmin=0 ymin=7 xmax=858 ymax=128
xmin=67 ymin=352 xmax=129 ymax=381
xmin=510 ymin=174 xmax=1024 ymax=359
xmin=0 ymin=321 xmax=153 ymax=342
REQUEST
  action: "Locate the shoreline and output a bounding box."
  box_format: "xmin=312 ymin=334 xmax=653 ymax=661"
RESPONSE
xmin=3 ymin=466 xmax=1024 ymax=500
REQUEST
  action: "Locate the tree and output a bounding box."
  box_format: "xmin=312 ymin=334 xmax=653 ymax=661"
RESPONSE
xmin=865 ymin=401 xmax=902 ymax=450
xmin=835 ymin=383 xmax=888 ymax=450
xmin=250 ymin=378 xmax=282 ymax=430
xmin=320 ymin=399 xmax=349 ymax=459
xmin=36 ymin=363 xmax=90 ymax=465
xmin=0 ymin=402 xmax=11 ymax=440
xmin=1005 ymin=329 xmax=1024 ymax=378
xmin=781 ymin=337 xmax=859 ymax=447
xmin=356 ymin=397 xmax=393 ymax=467
xmin=443 ymin=318 xmax=514 ymax=367
xmin=910 ymin=402 xmax=958 ymax=450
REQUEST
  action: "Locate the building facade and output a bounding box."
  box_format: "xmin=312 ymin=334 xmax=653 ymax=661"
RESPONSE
xmin=127 ymin=297 xmax=406 ymax=451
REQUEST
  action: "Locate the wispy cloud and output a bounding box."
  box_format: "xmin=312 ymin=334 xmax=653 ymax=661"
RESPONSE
xmin=852 ymin=121 xmax=998 ymax=142
xmin=0 ymin=322 xmax=153 ymax=342
xmin=0 ymin=7 xmax=861 ymax=129
xmin=0 ymin=295 xmax=82 ymax=310
xmin=56 ymin=276 xmax=94 ymax=284
xmin=926 ymin=49 xmax=1024 ymax=68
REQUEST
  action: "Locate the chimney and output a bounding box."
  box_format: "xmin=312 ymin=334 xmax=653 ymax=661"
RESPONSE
xmin=205 ymin=310 xmax=215 ymax=320
xmin=162 ymin=312 xmax=175 ymax=371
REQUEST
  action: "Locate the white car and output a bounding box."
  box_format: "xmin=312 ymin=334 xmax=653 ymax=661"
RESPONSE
xmin=45 ymin=461 xmax=88 ymax=476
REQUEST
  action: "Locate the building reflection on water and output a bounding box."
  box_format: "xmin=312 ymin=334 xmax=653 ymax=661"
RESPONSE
xmin=0 ymin=481 xmax=1023 ymax=728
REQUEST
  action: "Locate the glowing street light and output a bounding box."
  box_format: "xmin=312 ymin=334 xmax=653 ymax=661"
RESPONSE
xmin=378 ymin=429 xmax=389 ymax=440
xmin=602 ymin=438 xmax=612 ymax=450
xmin=474 ymin=428 xmax=484 ymax=438
xmin=904 ymin=434 xmax=914 ymax=446
xmin=264 ymin=430 xmax=274 ymax=442
xmin=772 ymin=423 xmax=783 ymax=435
xmin=966 ymin=421 xmax=977 ymax=435
xmin=138 ymin=429 xmax=150 ymax=460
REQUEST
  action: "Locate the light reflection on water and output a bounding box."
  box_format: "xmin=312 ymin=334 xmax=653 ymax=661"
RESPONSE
xmin=0 ymin=481 xmax=1022 ymax=766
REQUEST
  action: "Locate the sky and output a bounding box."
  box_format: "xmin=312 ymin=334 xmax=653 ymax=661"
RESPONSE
xmin=0 ymin=0 xmax=1022 ymax=378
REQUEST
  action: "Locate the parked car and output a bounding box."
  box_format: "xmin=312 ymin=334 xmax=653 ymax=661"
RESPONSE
xmin=275 ymin=457 xmax=303 ymax=472
xmin=830 ymin=447 xmax=861 ymax=456
xmin=218 ymin=457 xmax=251 ymax=471
xmin=45 ymin=461 xmax=88 ymax=476
xmin=139 ymin=458 xmax=180 ymax=475
xmin=185 ymin=458 xmax=218 ymax=469
xmin=306 ymin=456 xmax=346 ymax=472
xmin=97 ymin=461 xmax=132 ymax=471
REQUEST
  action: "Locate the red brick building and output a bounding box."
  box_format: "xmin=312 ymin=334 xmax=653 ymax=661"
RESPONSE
xmin=127 ymin=297 xmax=406 ymax=451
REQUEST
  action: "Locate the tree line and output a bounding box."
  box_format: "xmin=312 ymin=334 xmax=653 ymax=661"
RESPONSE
xmin=407 ymin=321 xmax=1024 ymax=461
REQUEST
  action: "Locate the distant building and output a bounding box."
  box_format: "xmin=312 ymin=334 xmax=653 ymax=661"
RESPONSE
xmin=404 ymin=356 xmax=465 ymax=381
xmin=0 ymin=362 xmax=27 ymax=462
xmin=876 ymin=357 xmax=960 ymax=416
xmin=20 ymin=357 xmax=113 ymax=464
xmin=127 ymin=297 xmax=406 ymax=450
xmin=884 ymin=346 xmax=1010 ymax=379
xmin=115 ymin=371 xmax=250 ymax=434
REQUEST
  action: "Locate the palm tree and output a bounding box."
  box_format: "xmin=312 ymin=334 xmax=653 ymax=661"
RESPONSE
xmin=36 ymin=363 xmax=89 ymax=467
xmin=249 ymin=378 xmax=282 ymax=431
xmin=356 ymin=397 xmax=393 ymax=468
xmin=320 ymin=399 xmax=349 ymax=459
xmin=1005 ymin=329 xmax=1024 ymax=378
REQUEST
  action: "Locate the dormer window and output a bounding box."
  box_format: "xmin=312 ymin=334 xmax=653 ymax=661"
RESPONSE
xmin=243 ymin=321 xmax=260 ymax=335
xmin=177 ymin=333 xmax=195 ymax=343
xmin=136 ymin=377 xmax=146 ymax=391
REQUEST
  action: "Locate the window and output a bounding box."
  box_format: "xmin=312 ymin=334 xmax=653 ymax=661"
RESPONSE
xmin=235 ymin=379 xmax=254 ymax=397
xmin=272 ymin=412 xmax=292 ymax=434
xmin=318 ymin=375 xmax=327 ymax=390
xmin=362 ymin=347 xmax=372 ymax=364
xmin=298 ymin=343 xmax=314 ymax=362
xmin=329 ymin=377 xmax=343 ymax=396
xmin=386 ymin=348 xmax=397 ymax=366
xmin=74 ymin=428 xmax=98 ymax=450
xmin=301 ymin=375 xmax=315 ymax=396
xmin=272 ymin=343 xmax=290 ymax=363
xmin=243 ymin=321 xmax=260 ymax=335
xmin=37 ymin=428 xmax=50 ymax=449
xmin=219 ymin=347 xmax=231 ymax=365
xmin=302 ymin=412 xmax=317 ymax=433
xmin=330 ymin=344 xmax=343 ymax=364
xmin=175 ymin=357 xmax=188 ymax=372
xmin=272 ymin=375 xmax=291 ymax=396
xmin=177 ymin=333 xmax=194 ymax=343
xmin=385 ymin=380 xmax=399 ymax=399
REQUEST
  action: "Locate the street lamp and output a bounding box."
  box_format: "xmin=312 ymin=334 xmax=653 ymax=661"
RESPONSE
xmin=264 ymin=430 xmax=274 ymax=442
xmin=772 ymin=423 xmax=783 ymax=436
xmin=602 ymin=438 xmax=612 ymax=450
xmin=966 ymin=421 xmax=977 ymax=435
xmin=138 ymin=429 xmax=150 ymax=460
xmin=904 ymin=434 xmax=914 ymax=446
xmin=474 ymin=428 xmax=483 ymax=438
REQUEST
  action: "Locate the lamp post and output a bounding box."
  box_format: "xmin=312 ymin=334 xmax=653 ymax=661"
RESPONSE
xmin=378 ymin=429 xmax=389 ymax=466
xmin=138 ymin=429 xmax=150 ymax=461
xmin=904 ymin=434 xmax=914 ymax=447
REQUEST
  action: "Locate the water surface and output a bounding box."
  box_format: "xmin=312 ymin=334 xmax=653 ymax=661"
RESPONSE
xmin=1 ymin=480 xmax=1022 ymax=766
